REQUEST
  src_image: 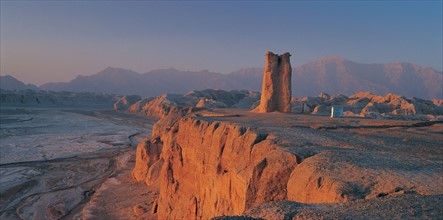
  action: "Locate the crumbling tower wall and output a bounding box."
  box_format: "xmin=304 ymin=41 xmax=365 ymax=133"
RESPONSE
xmin=257 ymin=51 xmax=292 ymax=113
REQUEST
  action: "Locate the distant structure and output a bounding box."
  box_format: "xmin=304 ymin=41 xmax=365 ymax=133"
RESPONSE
xmin=330 ymin=106 xmax=344 ymax=118
xmin=257 ymin=51 xmax=292 ymax=113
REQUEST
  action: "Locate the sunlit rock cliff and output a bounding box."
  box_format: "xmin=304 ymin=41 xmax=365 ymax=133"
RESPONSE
xmin=131 ymin=90 xmax=443 ymax=219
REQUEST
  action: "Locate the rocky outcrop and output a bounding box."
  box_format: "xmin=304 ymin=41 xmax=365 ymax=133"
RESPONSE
xmin=113 ymin=95 xmax=141 ymax=111
xmin=433 ymin=99 xmax=443 ymax=107
xmin=120 ymin=89 xmax=260 ymax=118
xmin=133 ymin=116 xmax=298 ymax=219
xmin=132 ymin=137 xmax=163 ymax=186
xmin=111 ymin=89 xmax=442 ymax=120
xmin=256 ymin=52 xmax=292 ymax=113
xmin=128 ymin=97 xmax=153 ymax=112
xmin=186 ymin=90 xmax=260 ymax=109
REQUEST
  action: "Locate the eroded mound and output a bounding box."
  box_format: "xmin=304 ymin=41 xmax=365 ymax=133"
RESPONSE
xmin=292 ymin=92 xmax=443 ymax=120
xmin=116 ymin=89 xmax=443 ymax=121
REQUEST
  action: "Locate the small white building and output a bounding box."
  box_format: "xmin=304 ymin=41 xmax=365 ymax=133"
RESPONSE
xmin=331 ymin=106 xmax=343 ymax=118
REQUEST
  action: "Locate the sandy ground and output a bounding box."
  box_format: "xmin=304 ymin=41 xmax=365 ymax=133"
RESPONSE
xmin=0 ymin=107 xmax=156 ymax=220
xmin=80 ymin=149 xmax=158 ymax=220
xmin=215 ymin=195 xmax=443 ymax=220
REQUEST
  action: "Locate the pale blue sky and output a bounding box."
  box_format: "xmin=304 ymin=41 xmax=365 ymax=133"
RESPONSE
xmin=1 ymin=0 xmax=442 ymax=85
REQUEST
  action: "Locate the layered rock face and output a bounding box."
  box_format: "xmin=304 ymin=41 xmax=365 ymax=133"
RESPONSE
xmin=257 ymin=51 xmax=292 ymax=113
xmin=134 ymin=116 xmax=298 ymax=219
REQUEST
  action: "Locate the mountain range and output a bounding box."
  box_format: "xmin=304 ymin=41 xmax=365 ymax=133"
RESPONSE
xmin=2 ymin=56 xmax=442 ymax=99
xmin=0 ymin=75 xmax=41 ymax=91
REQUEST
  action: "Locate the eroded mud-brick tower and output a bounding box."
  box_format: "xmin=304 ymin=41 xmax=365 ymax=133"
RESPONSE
xmin=257 ymin=51 xmax=292 ymax=113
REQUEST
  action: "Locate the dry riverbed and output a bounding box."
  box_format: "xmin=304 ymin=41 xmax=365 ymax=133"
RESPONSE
xmin=0 ymin=107 xmax=156 ymax=219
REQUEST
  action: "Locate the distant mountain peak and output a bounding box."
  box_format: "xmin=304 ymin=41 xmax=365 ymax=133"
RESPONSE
xmin=93 ymin=67 xmax=141 ymax=79
xmin=103 ymin=66 xmax=116 ymax=71
xmin=0 ymin=75 xmax=40 ymax=91
xmin=2 ymin=74 xmax=16 ymax=80
xmin=101 ymin=66 xmax=138 ymax=73
xmin=320 ymin=56 xmax=346 ymax=63
xmin=147 ymin=67 xmax=179 ymax=73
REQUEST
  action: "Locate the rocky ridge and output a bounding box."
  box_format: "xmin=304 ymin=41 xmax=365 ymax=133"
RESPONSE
xmin=38 ymin=57 xmax=443 ymax=100
xmin=0 ymin=89 xmax=119 ymax=107
xmin=113 ymin=95 xmax=142 ymax=111
xmin=292 ymin=92 xmax=443 ymax=120
xmin=0 ymin=75 xmax=40 ymax=91
xmin=119 ymin=89 xmax=260 ymax=118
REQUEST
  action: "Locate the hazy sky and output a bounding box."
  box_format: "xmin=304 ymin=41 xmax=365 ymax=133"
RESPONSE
xmin=1 ymin=1 xmax=442 ymax=85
